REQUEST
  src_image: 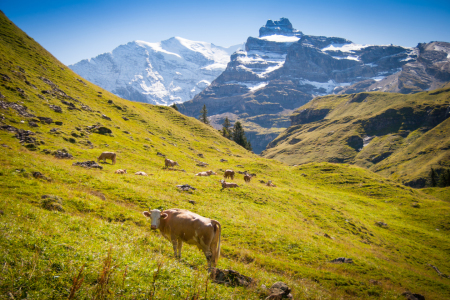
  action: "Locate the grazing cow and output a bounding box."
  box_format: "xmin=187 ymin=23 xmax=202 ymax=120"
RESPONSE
xmin=98 ymin=152 xmax=116 ymax=164
xmin=115 ymin=169 xmax=127 ymax=174
xmin=195 ymin=170 xmax=217 ymax=176
xmin=224 ymin=169 xmax=235 ymax=180
xmin=220 ymin=179 xmax=239 ymax=189
xmin=135 ymin=171 xmax=148 ymax=176
xmin=244 ymin=173 xmax=252 ymax=182
xmin=266 ymin=180 xmax=276 ymax=187
xmin=165 ymin=158 xmax=179 ymax=168
xmin=142 ymin=208 xmax=221 ymax=269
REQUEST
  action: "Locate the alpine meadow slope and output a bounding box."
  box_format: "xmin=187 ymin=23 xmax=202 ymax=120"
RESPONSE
xmin=1 ymin=10 xmax=450 ymax=300
xmin=262 ymin=89 xmax=450 ymax=188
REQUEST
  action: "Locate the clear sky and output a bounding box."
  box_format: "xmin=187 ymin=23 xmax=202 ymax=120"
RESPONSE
xmin=2 ymin=0 xmax=450 ymax=65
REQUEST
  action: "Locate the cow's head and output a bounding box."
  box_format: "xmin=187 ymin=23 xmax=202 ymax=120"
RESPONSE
xmin=142 ymin=209 xmax=168 ymax=230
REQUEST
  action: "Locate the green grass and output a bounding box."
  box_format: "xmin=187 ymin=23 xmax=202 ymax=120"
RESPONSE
xmin=263 ymin=89 xmax=450 ymax=187
xmin=1 ymin=10 xmax=450 ymax=299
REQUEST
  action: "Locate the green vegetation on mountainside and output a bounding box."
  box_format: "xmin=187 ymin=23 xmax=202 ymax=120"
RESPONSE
xmin=262 ymin=90 xmax=450 ymax=188
xmin=1 ymin=11 xmax=450 ymax=299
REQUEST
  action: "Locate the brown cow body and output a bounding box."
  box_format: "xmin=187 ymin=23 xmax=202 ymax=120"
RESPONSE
xmin=244 ymin=174 xmax=252 ymax=182
xmin=143 ymin=208 xmax=221 ymax=269
xmin=195 ymin=170 xmax=217 ymax=176
xmin=220 ymin=179 xmax=239 ymax=189
xmin=98 ymin=152 xmax=116 ymax=164
xmin=115 ymin=169 xmax=127 ymax=174
xmin=224 ymin=169 xmax=235 ymax=180
xmin=165 ymin=158 xmax=179 ymax=168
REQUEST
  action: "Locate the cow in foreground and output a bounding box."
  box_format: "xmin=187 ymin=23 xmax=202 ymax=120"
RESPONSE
xmin=143 ymin=208 xmax=221 ymax=269
xmin=165 ymin=158 xmax=179 ymax=168
xmin=115 ymin=169 xmax=127 ymax=174
xmin=195 ymin=170 xmax=217 ymax=176
xmin=220 ymin=179 xmax=238 ymax=189
xmin=224 ymin=169 xmax=235 ymax=180
xmin=98 ymin=152 xmax=116 ymax=164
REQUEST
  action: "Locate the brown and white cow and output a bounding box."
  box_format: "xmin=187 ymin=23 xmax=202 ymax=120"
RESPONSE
xmin=115 ymin=169 xmax=127 ymax=174
xmin=195 ymin=170 xmax=217 ymax=176
xmin=165 ymin=158 xmax=179 ymax=168
xmin=220 ymin=179 xmax=239 ymax=189
xmin=244 ymin=173 xmax=252 ymax=182
xmin=135 ymin=171 xmax=148 ymax=176
xmin=98 ymin=152 xmax=116 ymax=164
xmin=224 ymin=169 xmax=235 ymax=180
xmin=142 ymin=208 xmax=221 ymax=269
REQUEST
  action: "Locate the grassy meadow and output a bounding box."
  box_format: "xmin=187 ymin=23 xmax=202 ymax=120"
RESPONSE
xmin=1 ymin=10 xmax=450 ymax=299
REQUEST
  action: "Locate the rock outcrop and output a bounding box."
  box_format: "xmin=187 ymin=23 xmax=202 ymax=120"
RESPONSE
xmin=180 ymin=18 xmax=449 ymax=153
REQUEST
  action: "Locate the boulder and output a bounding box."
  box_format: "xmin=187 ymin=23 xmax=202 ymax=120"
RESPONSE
xmin=210 ymin=268 xmax=253 ymax=287
xmin=72 ymin=161 xmax=103 ymax=169
xmin=265 ymin=282 xmax=293 ymax=299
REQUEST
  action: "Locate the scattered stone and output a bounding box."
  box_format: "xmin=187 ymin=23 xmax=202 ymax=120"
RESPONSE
xmin=331 ymin=257 xmax=354 ymax=264
xmin=76 ymin=78 xmax=86 ymax=85
xmin=25 ymin=81 xmax=37 ymax=89
xmin=211 ymin=268 xmax=253 ymax=287
xmin=102 ymin=114 xmax=111 ymax=121
xmin=41 ymin=195 xmax=64 ymax=212
xmin=39 ymin=77 xmax=56 ymax=87
xmin=107 ymin=100 xmax=113 ymax=104
xmin=0 ymin=92 xmax=5 ymax=99
xmin=1 ymin=73 xmax=11 ymax=82
xmin=260 ymin=180 xmax=266 ymax=184
xmin=265 ymin=282 xmax=293 ymax=299
xmin=411 ymin=202 xmax=421 ymax=208
xmin=188 ymin=200 xmax=196 ymax=205
xmin=300 ymin=173 xmax=307 ymax=177
xmin=167 ymin=168 xmax=186 ymax=172
xmin=0 ymin=124 xmax=18 ymax=132
xmin=38 ymin=116 xmax=53 ymax=124
xmin=197 ymin=153 xmax=204 ymax=158
xmin=55 ymin=121 xmax=63 ymax=125
xmin=61 ymin=100 xmax=77 ymax=109
xmin=176 ymin=184 xmax=196 ymax=191
xmin=37 ymin=94 xmax=46 ymax=100
xmin=15 ymin=129 xmax=37 ymax=144
xmin=427 ymin=264 xmax=449 ymax=278
xmin=28 ymin=121 xmax=39 ymax=127
xmin=157 ymin=152 xmax=166 ymax=157
xmin=220 ymin=158 xmax=228 ymax=162
xmin=236 ymin=165 xmax=244 ymax=167
xmin=122 ymin=116 xmax=129 ymax=121
xmin=80 ymin=104 xmax=92 ymax=111
xmin=0 ymin=100 xmax=35 ymax=117
xmin=32 ymin=171 xmax=51 ymax=181
xmin=402 ymin=291 xmax=425 ymax=300
xmin=53 ymin=149 xmax=73 ymax=159
xmin=376 ymin=221 xmax=388 ymax=228
xmin=49 ymin=128 xmax=59 ymax=134
xmin=72 ymin=161 xmax=103 ymax=169
xmin=41 ymin=149 xmax=52 ymax=154
xmin=123 ymin=131 xmax=130 ymax=134
xmin=49 ymin=104 xmax=62 ymax=113
xmin=324 ymin=233 xmax=333 ymax=239
xmin=197 ymin=162 xmax=208 ymax=167
xmin=1 ymin=144 xmax=11 ymax=148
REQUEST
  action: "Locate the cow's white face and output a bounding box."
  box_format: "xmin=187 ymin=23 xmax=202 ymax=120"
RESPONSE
xmin=143 ymin=209 xmax=162 ymax=230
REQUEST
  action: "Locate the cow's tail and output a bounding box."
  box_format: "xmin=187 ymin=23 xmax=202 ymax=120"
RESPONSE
xmin=211 ymin=220 xmax=221 ymax=267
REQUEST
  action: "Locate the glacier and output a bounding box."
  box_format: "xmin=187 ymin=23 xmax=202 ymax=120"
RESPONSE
xmin=69 ymin=37 xmax=243 ymax=105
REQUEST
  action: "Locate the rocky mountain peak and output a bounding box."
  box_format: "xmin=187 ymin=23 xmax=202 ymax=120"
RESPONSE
xmin=259 ymin=18 xmax=302 ymax=38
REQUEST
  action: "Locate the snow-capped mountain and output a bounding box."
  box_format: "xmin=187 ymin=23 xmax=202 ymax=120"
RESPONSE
xmin=69 ymin=37 xmax=243 ymax=105
xmin=178 ymin=18 xmax=450 ymax=153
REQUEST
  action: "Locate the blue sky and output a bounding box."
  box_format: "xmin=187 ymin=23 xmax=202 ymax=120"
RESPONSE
xmin=2 ymin=0 xmax=450 ymax=65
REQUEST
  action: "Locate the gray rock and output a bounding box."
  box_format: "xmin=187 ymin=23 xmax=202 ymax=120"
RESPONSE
xmin=210 ymin=268 xmax=253 ymax=287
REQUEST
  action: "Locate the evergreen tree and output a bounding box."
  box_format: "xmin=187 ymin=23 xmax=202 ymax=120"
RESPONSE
xmin=430 ymin=168 xmax=437 ymax=187
xmin=170 ymin=103 xmax=178 ymax=111
xmin=199 ymin=104 xmax=209 ymax=124
xmin=438 ymin=172 xmax=448 ymax=187
xmin=232 ymin=121 xmax=251 ymax=150
xmin=222 ymin=117 xmax=232 ymax=139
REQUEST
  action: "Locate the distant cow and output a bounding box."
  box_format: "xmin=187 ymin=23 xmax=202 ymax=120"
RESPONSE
xmin=135 ymin=171 xmax=148 ymax=176
xmin=115 ymin=169 xmax=127 ymax=174
xmin=195 ymin=170 xmax=217 ymax=176
xmin=165 ymin=158 xmax=179 ymax=168
xmin=220 ymin=179 xmax=238 ymax=189
xmin=244 ymin=174 xmax=252 ymax=182
xmin=224 ymin=169 xmax=235 ymax=180
xmin=266 ymin=180 xmax=276 ymax=187
xmin=142 ymin=208 xmax=221 ymax=269
xmin=98 ymin=152 xmax=116 ymax=164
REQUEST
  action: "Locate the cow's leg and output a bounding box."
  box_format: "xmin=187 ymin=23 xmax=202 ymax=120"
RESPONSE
xmin=177 ymin=238 xmax=183 ymax=258
xmin=171 ymin=237 xmax=179 ymax=259
xmin=201 ymin=246 xmax=213 ymax=271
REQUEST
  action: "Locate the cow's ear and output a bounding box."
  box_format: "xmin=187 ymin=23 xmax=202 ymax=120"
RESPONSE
xmin=160 ymin=213 xmax=168 ymax=219
xmin=143 ymin=211 xmax=151 ymax=218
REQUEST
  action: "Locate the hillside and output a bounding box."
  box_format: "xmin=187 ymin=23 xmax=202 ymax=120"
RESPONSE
xmin=179 ymin=18 xmax=450 ymax=154
xmin=262 ymin=89 xmax=450 ymax=187
xmin=1 ymin=10 xmax=450 ymax=300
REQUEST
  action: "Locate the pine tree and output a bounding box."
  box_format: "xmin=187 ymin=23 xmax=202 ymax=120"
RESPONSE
xmin=199 ymin=104 xmax=209 ymax=125
xmin=232 ymin=121 xmax=251 ymax=150
xmin=430 ymin=168 xmax=437 ymax=187
xmin=170 ymin=103 xmax=178 ymax=111
xmin=438 ymin=172 xmax=448 ymax=187
xmin=222 ymin=117 xmax=232 ymax=139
